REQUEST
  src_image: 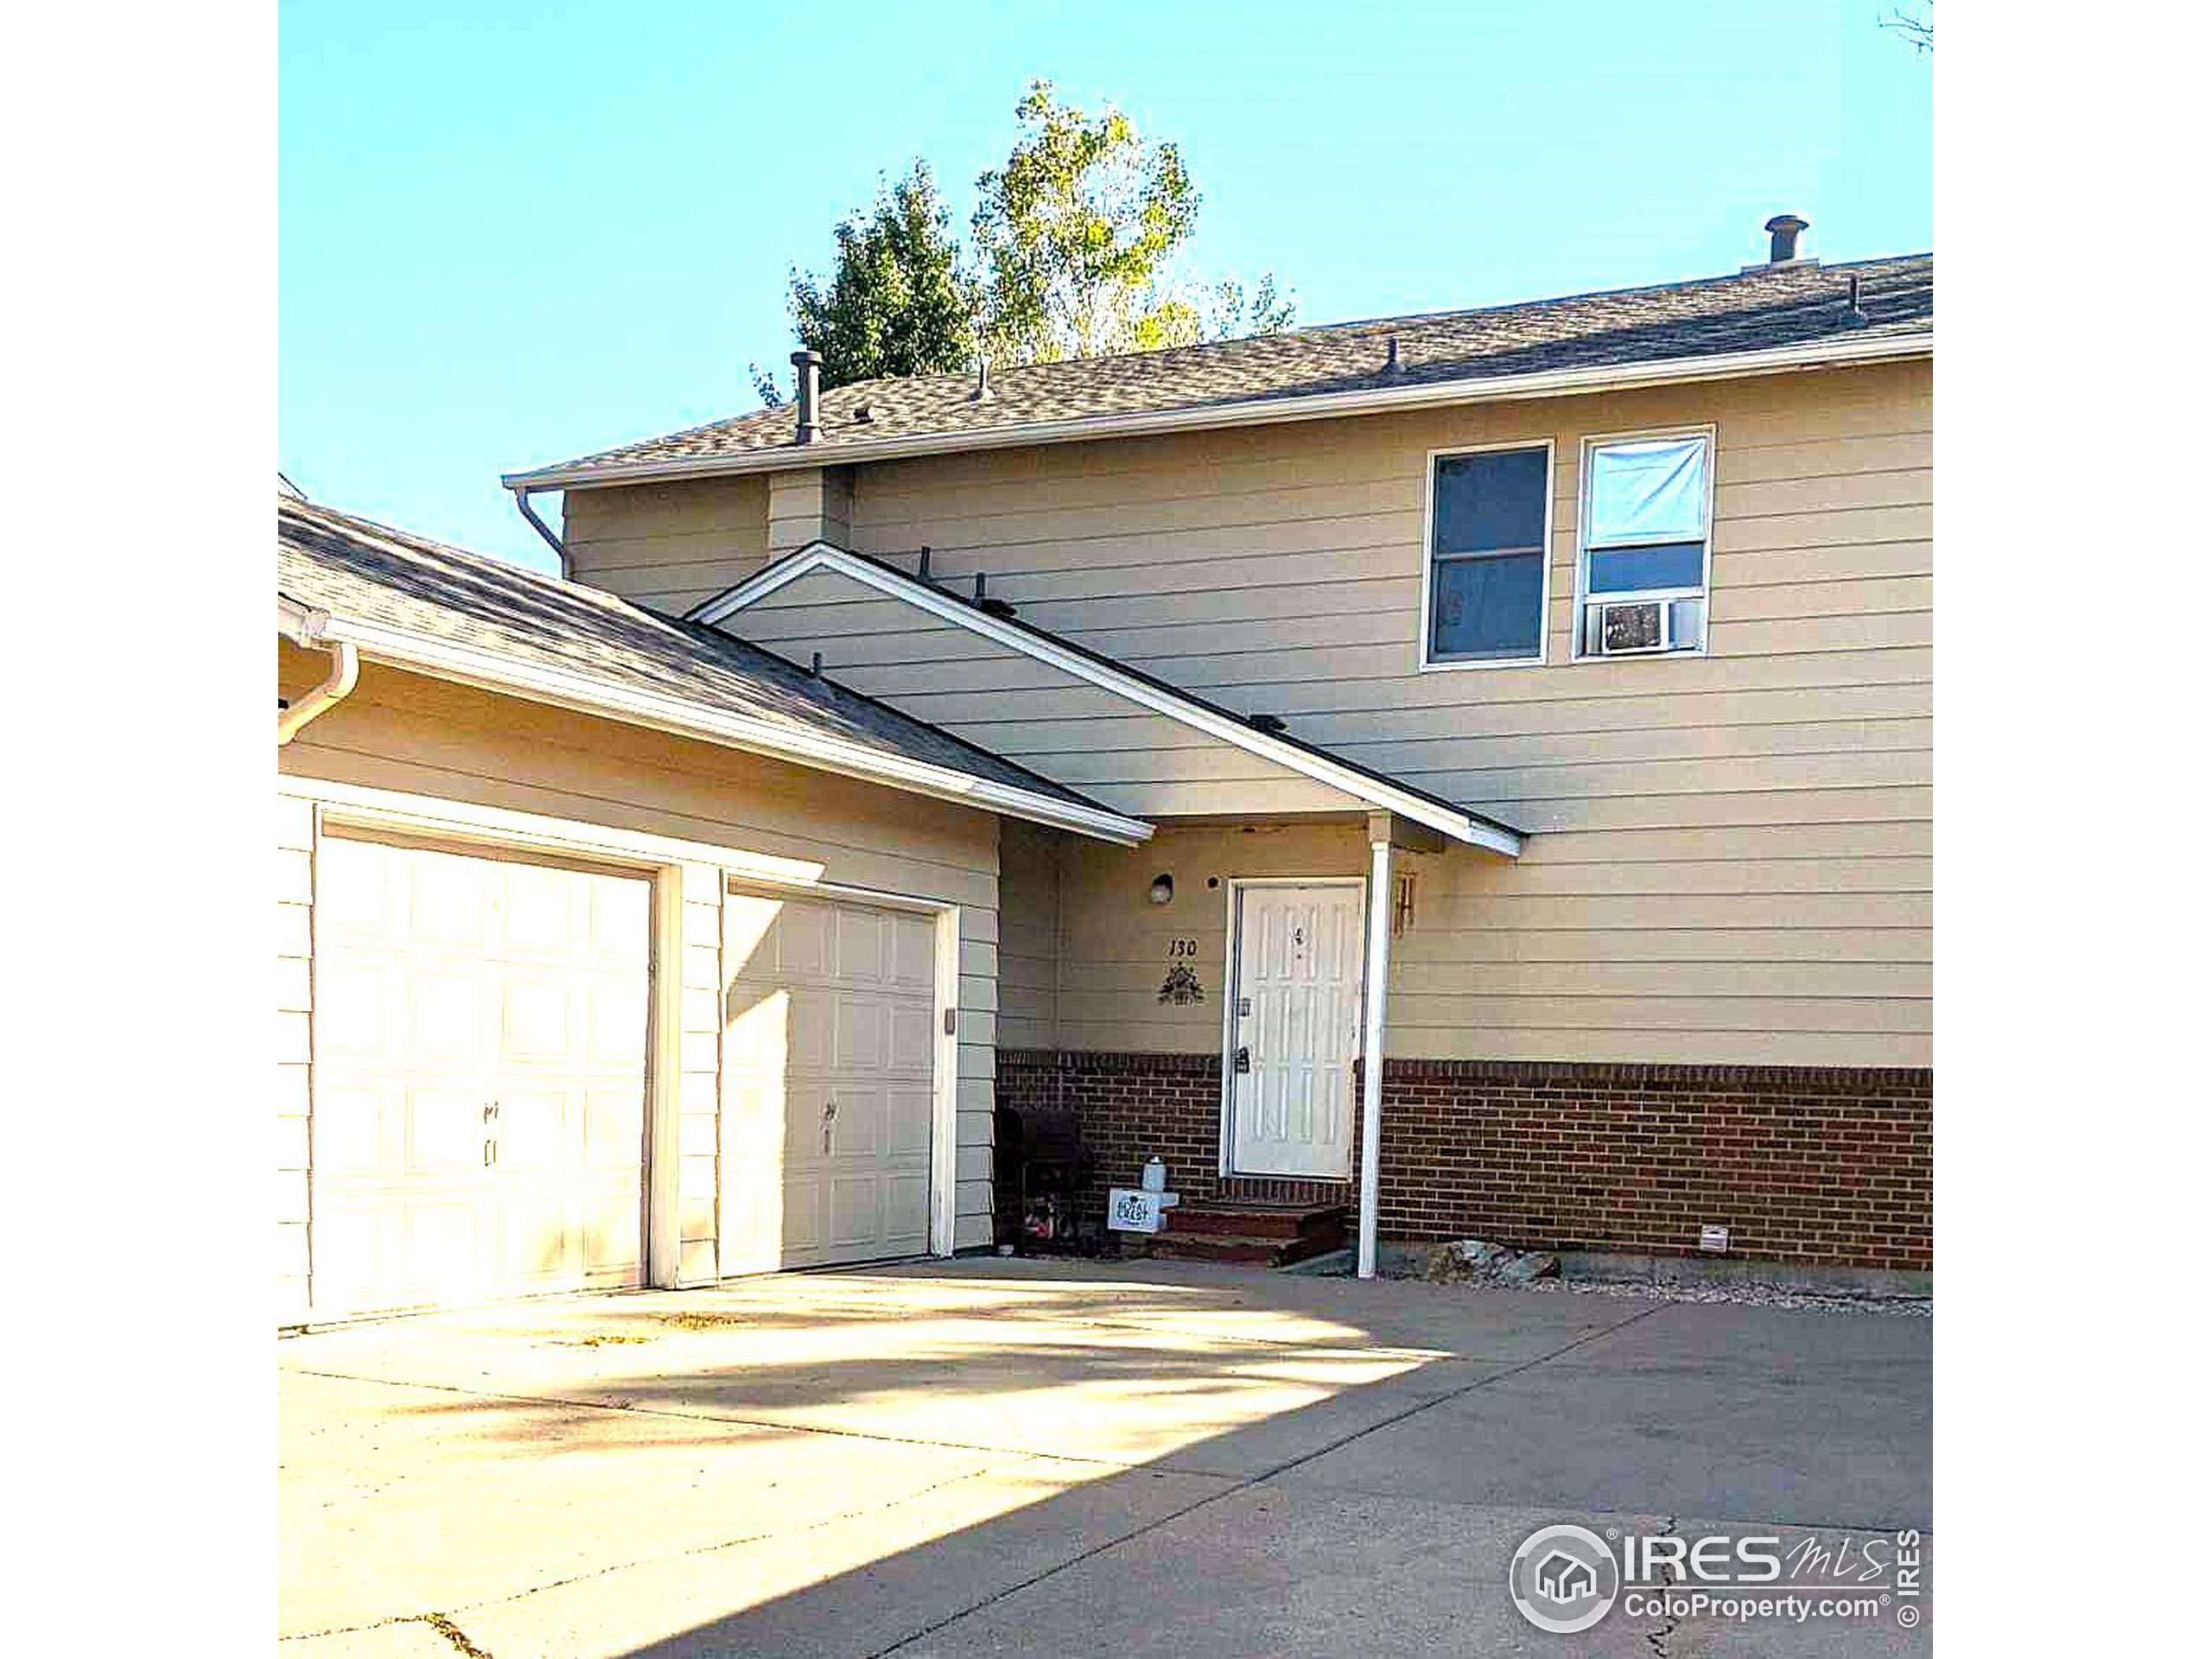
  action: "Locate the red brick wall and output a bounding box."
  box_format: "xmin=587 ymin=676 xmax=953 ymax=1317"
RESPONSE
xmin=995 ymin=1049 xmax=1933 ymax=1269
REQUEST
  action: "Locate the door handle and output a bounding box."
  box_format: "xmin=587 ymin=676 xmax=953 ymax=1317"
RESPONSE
xmin=823 ymin=1096 xmax=836 ymax=1154
xmin=1234 ymin=1046 xmax=1250 ymax=1074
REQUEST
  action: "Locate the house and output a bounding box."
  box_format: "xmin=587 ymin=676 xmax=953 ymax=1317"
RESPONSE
xmin=279 ymin=215 xmax=1931 ymax=1323
xmin=1535 ymin=1550 xmax=1599 ymax=1605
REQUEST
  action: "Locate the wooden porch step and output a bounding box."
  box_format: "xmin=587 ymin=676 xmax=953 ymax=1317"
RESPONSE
xmin=1166 ymin=1200 xmax=1350 ymax=1243
xmin=1135 ymin=1228 xmax=1345 ymax=1268
xmin=1132 ymin=1198 xmax=1349 ymax=1267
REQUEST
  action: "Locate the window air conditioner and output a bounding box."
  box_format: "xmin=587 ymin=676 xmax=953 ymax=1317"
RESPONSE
xmin=1588 ymin=597 xmax=1705 ymax=657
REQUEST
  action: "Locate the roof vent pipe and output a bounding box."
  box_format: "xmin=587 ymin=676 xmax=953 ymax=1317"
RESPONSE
xmin=972 ymin=354 xmax=994 ymax=404
xmin=1764 ymin=213 xmax=1808 ymax=264
xmin=1383 ymin=336 xmax=1401 ymax=374
xmin=791 ymin=349 xmax=823 ymax=443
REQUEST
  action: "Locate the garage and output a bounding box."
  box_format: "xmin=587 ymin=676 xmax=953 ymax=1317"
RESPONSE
xmin=721 ymin=891 xmax=940 ymax=1272
xmin=278 ymin=491 xmax=1153 ymax=1325
xmin=308 ymin=832 xmax=652 ymax=1319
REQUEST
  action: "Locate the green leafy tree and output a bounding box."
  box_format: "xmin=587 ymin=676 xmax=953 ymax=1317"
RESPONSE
xmin=753 ymin=83 xmax=1294 ymax=402
xmin=753 ymin=162 xmax=976 ymax=404
xmin=970 ymin=80 xmax=1290 ymax=365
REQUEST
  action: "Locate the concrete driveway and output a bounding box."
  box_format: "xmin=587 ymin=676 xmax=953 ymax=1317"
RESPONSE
xmin=279 ymin=1260 xmax=1931 ymax=1657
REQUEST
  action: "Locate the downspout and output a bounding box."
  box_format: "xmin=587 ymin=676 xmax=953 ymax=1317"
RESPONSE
xmin=509 ymin=485 xmax=568 ymax=578
xmin=277 ymin=610 xmax=359 ymax=745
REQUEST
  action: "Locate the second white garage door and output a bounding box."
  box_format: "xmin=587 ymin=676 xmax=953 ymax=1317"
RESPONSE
xmin=721 ymin=892 xmax=938 ymax=1271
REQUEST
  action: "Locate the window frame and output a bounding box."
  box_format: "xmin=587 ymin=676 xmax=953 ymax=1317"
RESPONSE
xmin=1417 ymin=437 xmax=1557 ymax=672
xmin=1571 ymin=423 xmax=1719 ymax=663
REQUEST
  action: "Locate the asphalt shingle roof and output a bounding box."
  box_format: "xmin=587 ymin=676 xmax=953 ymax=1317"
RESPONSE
xmin=518 ymin=254 xmax=1931 ymax=480
xmin=277 ymin=494 xmax=1111 ymax=813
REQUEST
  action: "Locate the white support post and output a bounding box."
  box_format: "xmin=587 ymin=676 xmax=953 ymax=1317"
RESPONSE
xmin=1357 ymin=833 xmax=1395 ymax=1280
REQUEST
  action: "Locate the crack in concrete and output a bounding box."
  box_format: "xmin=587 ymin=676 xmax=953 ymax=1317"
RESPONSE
xmin=1643 ymin=1515 xmax=1681 ymax=1659
xmin=289 ymin=1295 xmax=1707 ymax=1656
xmin=422 ymin=1611 xmax=496 ymax=1658
xmin=864 ymin=1300 xmax=1669 ymax=1657
xmin=276 ymin=1453 xmax=1052 ymax=1644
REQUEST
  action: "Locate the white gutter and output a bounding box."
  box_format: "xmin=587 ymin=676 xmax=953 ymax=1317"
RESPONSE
xmin=695 ymin=544 xmax=1523 ymax=856
xmin=504 ymin=332 xmax=1932 ymax=493
xmin=277 ymin=599 xmax=360 ymax=745
xmin=283 ymin=604 xmax=1154 ymax=847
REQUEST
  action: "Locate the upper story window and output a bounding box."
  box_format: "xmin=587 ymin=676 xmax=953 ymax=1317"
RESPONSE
xmin=1573 ymin=429 xmax=1714 ymax=659
xmin=1421 ymin=442 xmax=1553 ymax=669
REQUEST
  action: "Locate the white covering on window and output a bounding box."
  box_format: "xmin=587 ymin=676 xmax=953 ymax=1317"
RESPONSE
xmin=1587 ymin=436 xmax=1709 ymax=546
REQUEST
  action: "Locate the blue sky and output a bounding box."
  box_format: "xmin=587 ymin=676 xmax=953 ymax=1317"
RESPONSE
xmin=279 ymin=1 xmax=1931 ymax=571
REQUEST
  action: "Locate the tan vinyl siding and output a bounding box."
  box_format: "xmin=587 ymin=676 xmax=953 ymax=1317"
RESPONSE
xmin=277 ymin=645 xmax=1007 ymax=1266
xmin=996 ymin=820 xmax=1063 ymax=1049
xmin=731 ymin=565 xmax=1363 ymax=819
xmin=574 ymin=357 xmax=1933 ymax=1068
xmin=562 ymin=473 xmax=772 ymax=616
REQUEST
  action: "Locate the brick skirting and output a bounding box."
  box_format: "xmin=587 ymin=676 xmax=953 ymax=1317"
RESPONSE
xmin=994 ymin=1049 xmax=1932 ymax=1270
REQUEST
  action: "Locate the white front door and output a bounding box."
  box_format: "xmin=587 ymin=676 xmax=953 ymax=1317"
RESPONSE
xmin=721 ymin=893 xmax=939 ymax=1271
xmin=1227 ymin=882 xmax=1365 ymax=1179
xmin=309 ymin=835 xmax=652 ymax=1319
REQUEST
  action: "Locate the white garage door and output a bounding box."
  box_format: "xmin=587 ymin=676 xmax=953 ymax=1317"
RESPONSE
xmin=721 ymin=892 xmax=938 ymax=1271
xmin=309 ymin=834 xmax=652 ymax=1319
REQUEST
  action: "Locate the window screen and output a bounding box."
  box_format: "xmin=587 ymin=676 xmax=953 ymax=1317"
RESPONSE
xmin=1427 ymin=447 xmax=1548 ymax=663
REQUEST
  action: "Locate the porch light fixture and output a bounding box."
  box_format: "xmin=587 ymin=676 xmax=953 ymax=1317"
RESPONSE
xmin=1148 ymin=874 xmax=1174 ymax=906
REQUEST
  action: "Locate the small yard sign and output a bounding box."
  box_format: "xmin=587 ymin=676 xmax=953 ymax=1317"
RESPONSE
xmin=1108 ymin=1188 xmax=1166 ymax=1233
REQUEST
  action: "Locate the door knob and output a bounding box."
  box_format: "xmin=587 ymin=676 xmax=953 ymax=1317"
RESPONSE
xmin=1234 ymin=1046 xmax=1251 ymax=1074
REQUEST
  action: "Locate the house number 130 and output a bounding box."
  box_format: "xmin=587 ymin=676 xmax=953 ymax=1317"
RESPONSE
xmin=1166 ymin=939 xmax=1199 ymax=957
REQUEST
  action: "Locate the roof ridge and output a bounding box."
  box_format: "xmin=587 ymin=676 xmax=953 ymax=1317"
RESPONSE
xmin=511 ymin=251 xmax=1933 ymax=484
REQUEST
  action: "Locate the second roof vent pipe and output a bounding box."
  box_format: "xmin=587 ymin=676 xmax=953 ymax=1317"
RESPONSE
xmin=1764 ymin=213 xmax=1809 ymax=264
xmin=791 ymin=349 xmax=823 ymax=443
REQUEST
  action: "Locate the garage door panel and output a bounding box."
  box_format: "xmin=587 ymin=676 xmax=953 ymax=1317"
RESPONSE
xmin=775 ymin=902 xmax=835 ymax=980
xmin=410 ymin=970 xmax=499 ymax=1065
xmin=311 ymin=1079 xmax=386 ymax=1176
xmin=401 ymin=1083 xmax=491 ymax=1176
xmin=835 ymin=909 xmax=887 ymax=984
xmin=309 ymin=836 xmax=648 ymax=1320
xmin=503 ymin=977 xmax=577 ymax=1064
xmin=410 ymin=851 xmax=497 ymax=950
xmin=315 ymin=836 xmax=404 ymax=944
xmin=403 ymin=1199 xmax=488 ymax=1301
xmin=890 ymin=914 xmax=936 ymax=991
xmin=494 ymin=1086 xmax=569 ymax=1173
xmin=888 ymin=1006 xmax=937 ymax=1077
xmin=833 ymin=996 xmax=887 ymax=1070
xmin=315 ymin=961 xmax=396 ymax=1059
xmin=788 ymin=988 xmax=836 ymax=1071
xmin=583 ymin=1085 xmax=646 ymax=1166
xmin=886 ymin=1172 xmax=931 ymax=1243
xmin=886 ymin=1085 xmax=932 ymax=1158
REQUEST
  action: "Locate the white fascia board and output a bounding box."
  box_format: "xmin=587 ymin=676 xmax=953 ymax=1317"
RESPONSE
xmin=277 ymin=594 xmax=326 ymax=639
xmin=285 ymin=606 xmax=1153 ymax=846
xmin=503 ymin=333 xmax=1931 ymax=493
xmin=695 ymin=545 xmax=1524 ymax=857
